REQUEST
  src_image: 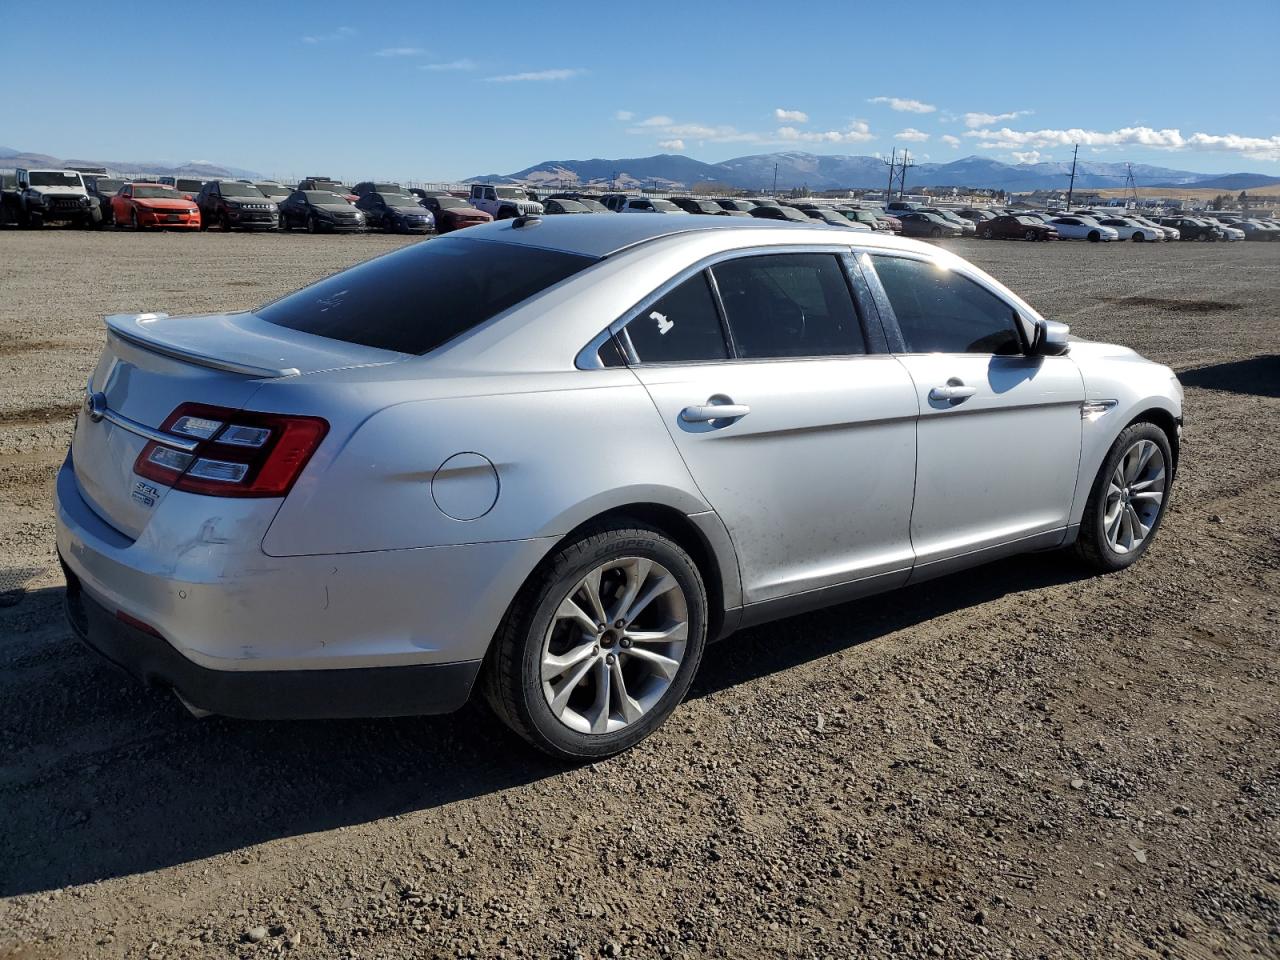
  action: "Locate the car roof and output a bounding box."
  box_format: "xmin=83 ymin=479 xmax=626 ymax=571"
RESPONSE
xmin=455 ymin=213 xmax=943 ymax=258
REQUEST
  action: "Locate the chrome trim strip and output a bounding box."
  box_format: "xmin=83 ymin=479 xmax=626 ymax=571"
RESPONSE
xmin=85 ymin=380 xmax=200 ymax=452
xmin=103 ymin=408 xmax=201 ymax=451
xmin=105 ymin=314 xmax=301 ymax=379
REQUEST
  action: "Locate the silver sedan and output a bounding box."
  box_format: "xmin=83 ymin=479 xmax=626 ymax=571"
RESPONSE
xmin=57 ymin=215 xmax=1183 ymax=759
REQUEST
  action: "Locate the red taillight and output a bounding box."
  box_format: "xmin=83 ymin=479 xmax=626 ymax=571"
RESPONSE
xmin=116 ymin=608 xmax=163 ymax=638
xmin=133 ymin=403 xmax=328 ymax=498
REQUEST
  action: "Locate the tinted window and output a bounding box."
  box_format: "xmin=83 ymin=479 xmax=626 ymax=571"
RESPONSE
xmin=870 ymin=255 xmax=1022 ymax=355
xmin=711 ymin=254 xmax=865 ymax=359
xmin=258 ymin=238 xmax=596 ymax=355
xmin=623 ymin=273 xmax=727 ymax=364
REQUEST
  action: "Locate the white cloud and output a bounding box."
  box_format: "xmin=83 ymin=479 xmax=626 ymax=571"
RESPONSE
xmin=869 ymin=96 xmax=936 ymax=114
xmin=896 ymin=127 xmax=930 ymax=142
xmin=940 ymin=134 xmax=961 ymax=148
xmin=615 ymin=110 xmax=634 ymax=121
xmin=658 ymin=139 xmax=686 ymax=151
xmin=626 ymin=114 xmax=877 ymax=147
xmin=963 ymin=110 xmax=1031 ymax=128
xmin=965 ymin=125 xmax=1280 ymax=161
xmin=483 ymin=68 xmax=584 ymax=83
xmin=375 ymin=46 xmax=424 ymax=57
xmin=775 ymin=108 xmax=809 ymax=123
xmin=302 ymin=25 xmax=355 ymax=44
xmin=421 ymin=58 xmax=477 ymax=71
xmin=1011 ymin=150 xmax=1043 ymax=164
xmin=777 ymin=120 xmax=875 ymax=144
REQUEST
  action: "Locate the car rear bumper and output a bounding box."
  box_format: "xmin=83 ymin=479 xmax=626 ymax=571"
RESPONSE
xmin=62 ymin=564 xmax=480 ymax=718
xmin=55 ymin=452 xmax=554 ymax=717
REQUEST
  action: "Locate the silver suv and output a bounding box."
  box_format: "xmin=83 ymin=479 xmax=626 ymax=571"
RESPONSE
xmin=58 ymin=217 xmax=1181 ymax=759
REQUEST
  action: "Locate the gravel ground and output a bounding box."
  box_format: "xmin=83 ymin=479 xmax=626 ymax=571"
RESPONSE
xmin=0 ymin=231 xmax=1277 ymax=960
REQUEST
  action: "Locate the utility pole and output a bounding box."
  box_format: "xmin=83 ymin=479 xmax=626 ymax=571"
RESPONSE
xmin=883 ymin=148 xmax=897 ymax=202
xmin=1124 ymin=162 xmax=1138 ymax=208
xmin=1066 ymin=143 xmax=1079 ymax=209
xmin=898 ymin=150 xmax=915 ymax=199
xmin=772 ymin=162 xmax=778 ymax=195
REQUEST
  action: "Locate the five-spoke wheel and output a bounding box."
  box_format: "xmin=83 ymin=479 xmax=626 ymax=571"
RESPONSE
xmin=540 ymin=557 xmax=689 ymax=735
xmin=1077 ymin=422 xmax=1173 ymax=571
xmin=484 ymin=523 xmax=707 ymax=760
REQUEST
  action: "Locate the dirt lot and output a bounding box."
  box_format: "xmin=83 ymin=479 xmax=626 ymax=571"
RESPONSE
xmin=0 ymin=231 xmax=1277 ymax=960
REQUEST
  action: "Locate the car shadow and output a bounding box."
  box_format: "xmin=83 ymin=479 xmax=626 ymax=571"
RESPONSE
xmin=692 ymin=550 xmax=1086 ymax=698
xmin=1178 ymin=355 xmax=1280 ymax=399
xmin=0 ymin=551 xmax=1089 ymax=896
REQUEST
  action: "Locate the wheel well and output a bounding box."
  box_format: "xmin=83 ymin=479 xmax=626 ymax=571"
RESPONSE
xmin=1127 ymin=408 xmax=1180 ymax=475
xmin=555 ymin=504 xmax=728 ymax=641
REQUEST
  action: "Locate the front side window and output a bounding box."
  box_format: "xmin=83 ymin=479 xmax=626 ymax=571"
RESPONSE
xmin=870 ymin=255 xmax=1023 ymax=355
xmin=622 ymin=273 xmax=727 ymax=364
xmin=258 ymin=238 xmax=596 ymax=355
xmin=711 ymin=254 xmax=865 ymax=359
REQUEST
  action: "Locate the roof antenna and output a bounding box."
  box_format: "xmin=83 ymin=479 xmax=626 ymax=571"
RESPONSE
xmin=511 ymin=214 xmax=542 ymax=229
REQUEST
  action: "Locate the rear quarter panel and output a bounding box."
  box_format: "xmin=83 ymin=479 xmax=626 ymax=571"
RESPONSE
xmin=260 ymin=369 xmax=712 ymax=557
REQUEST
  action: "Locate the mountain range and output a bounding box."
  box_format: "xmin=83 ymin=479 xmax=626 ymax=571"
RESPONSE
xmin=0 ymin=147 xmax=262 ymax=181
xmin=469 ymin=152 xmax=1280 ymax=193
xmin=5 ymin=144 xmax=1277 ymax=194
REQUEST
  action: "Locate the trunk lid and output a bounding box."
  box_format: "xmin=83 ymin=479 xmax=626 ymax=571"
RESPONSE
xmin=73 ymin=312 xmax=408 ymax=539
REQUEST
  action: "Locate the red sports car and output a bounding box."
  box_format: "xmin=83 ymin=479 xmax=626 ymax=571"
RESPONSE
xmin=111 ymin=183 xmax=201 ymax=229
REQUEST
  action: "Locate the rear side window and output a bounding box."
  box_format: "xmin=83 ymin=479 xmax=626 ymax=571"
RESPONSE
xmin=258 ymin=238 xmax=596 ymax=355
xmin=622 ymin=272 xmax=728 ymax=363
xmin=870 ymin=255 xmax=1022 ymax=355
xmin=711 ymin=254 xmax=865 ymax=358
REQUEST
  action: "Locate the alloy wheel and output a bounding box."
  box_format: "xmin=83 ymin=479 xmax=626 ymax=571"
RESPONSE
xmin=540 ymin=557 xmax=689 ymax=735
xmin=1103 ymin=439 xmax=1166 ymax=554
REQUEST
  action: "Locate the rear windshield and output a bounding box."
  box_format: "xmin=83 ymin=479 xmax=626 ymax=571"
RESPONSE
xmin=257 ymin=237 xmax=597 ymax=355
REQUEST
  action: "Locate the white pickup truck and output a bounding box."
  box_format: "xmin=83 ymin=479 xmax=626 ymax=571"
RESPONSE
xmin=12 ymin=168 xmax=97 ymax=228
xmin=468 ymin=183 xmax=543 ymax=220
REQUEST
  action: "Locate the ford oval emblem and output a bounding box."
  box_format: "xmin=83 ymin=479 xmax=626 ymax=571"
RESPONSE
xmin=85 ymin=390 xmax=108 ymax=423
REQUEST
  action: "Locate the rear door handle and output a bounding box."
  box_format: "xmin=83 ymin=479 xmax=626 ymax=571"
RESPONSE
xmin=929 ymin=382 xmax=978 ymax=403
xmin=681 ymin=402 xmax=751 ymax=423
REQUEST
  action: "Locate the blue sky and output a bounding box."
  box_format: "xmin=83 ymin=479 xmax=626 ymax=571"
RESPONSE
xmin=3 ymin=0 xmax=1277 ymax=180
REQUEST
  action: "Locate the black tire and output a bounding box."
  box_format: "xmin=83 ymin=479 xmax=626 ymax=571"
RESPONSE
xmin=1075 ymin=421 xmax=1174 ymax=573
xmin=980 ymin=227 xmax=993 ymax=239
xmin=130 ymin=208 xmax=139 ymax=230
xmin=1087 ymin=230 xmax=1101 ymax=242
xmin=219 ymin=210 xmax=231 ymax=231
xmin=307 ymin=214 xmax=319 ymax=234
xmin=482 ymin=522 xmax=708 ymax=761
xmin=1133 ymin=232 xmax=1145 ymax=242
xmin=929 ymin=226 xmax=942 ymax=238
xmin=279 ymin=211 xmax=290 ymax=231
xmin=198 ymin=208 xmax=208 ymax=231
xmin=1024 ymin=229 xmax=1036 ymax=241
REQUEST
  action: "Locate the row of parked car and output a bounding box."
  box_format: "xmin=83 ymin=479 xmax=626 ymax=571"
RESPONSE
xmin=952 ymin=207 xmax=1280 ymax=242
xmin=5 ymin=166 xmax=1277 ymax=243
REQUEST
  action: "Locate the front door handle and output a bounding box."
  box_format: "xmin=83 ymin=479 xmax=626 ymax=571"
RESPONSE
xmin=929 ymin=382 xmax=977 ymax=403
xmin=681 ymin=402 xmax=750 ymax=423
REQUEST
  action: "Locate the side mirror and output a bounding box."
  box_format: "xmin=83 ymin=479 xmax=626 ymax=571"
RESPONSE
xmin=1023 ymin=315 xmax=1070 ymax=356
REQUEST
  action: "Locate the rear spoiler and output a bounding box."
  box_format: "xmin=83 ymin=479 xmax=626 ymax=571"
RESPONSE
xmin=104 ymin=313 xmax=300 ymax=379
